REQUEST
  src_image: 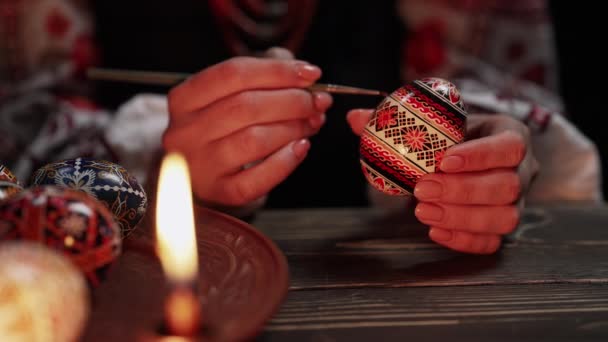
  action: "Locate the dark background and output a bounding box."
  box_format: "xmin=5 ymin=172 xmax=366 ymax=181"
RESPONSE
xmin=549 ymin=1 xmax=606 ymax=197
xmin=92 ymin=0 xmax=403 ymax=209
xmin=91 ymin=1 xmax=606 ymax=205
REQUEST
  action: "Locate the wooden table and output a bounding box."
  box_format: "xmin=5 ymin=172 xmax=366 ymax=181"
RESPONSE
xmin=251 ymin=203 xmax=608 ymax=342
xmin=83 ymin=203 xmax=608 ymax=341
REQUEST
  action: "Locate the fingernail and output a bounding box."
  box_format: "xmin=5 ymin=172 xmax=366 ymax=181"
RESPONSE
xmin=292 ymin=139 xmax=311 ymax=159
xmin=265 ymin=47 xmax=293 ymax=59
xmin=440 ymin=156 xmax=464 ymax=172
xmin=313 ymin=92 xmax=333 ymax=112
xmin=308 ymin=113 xmax=326 ymax=130
xmin=414 ymin=180 xmax=442 ymax=200
xmin=295 ymin=62 xmax=321 ymax=81
xmin=415 ymin=203 xmax=444 ymax=222
xmin=429 ymin=228 xmax=453 ymax=242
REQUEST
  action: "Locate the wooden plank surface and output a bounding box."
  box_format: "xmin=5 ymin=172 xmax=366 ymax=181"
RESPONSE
xmin=257 ymin=284 xmax=608 ymax=342
xmin=249 ymin=204 xmax=608 ymax=341
xmin=82 ymin=204 xmax=608 ymax=341
xmin=252 ymin=205 xmax=608 ymax=290
xmin=253 ymin=204 xmax=608 ymax=248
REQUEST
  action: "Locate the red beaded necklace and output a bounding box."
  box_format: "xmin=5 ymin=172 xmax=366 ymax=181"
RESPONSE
xmin=208 ymin=0 xmax=317 ymax=56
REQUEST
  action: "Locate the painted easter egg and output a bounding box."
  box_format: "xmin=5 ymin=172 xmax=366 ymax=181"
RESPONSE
xmin=0 ymin=241 xmax=89 ymax=342
xmin=0 ymin=186 xmax=121 ymax=286
xmin=360 ymin=77 xmax=468 ymax=195
xmin=30 ymin=157 xmax=147 ymax=237
xmin=0 ymin=164 xmax=23 ymax=201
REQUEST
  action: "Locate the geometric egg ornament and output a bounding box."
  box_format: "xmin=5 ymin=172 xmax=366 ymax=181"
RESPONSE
xmin=0 ymin=164 xmax=23 ymax=201
xmin=0 ymin=186 xmax=122 ymax=286
xmin=0 ymin=241 xmax=89 ymax=342
xmin=30 ymin=157 xmax=147 ymax=237
xmin=360 ymin=77 xmax=468 ymax=196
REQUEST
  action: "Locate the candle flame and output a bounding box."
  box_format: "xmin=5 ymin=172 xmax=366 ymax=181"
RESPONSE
xmin=164 ymin=289 xmax=201 ymax=336
xmin=156 ymin=152 xmax=198 ymax=283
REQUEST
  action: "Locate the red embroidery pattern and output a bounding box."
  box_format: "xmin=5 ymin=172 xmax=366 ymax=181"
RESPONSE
xmin=419 ymin=77 xmax=464 ymax=109
xmin=374 ymin=100 xmax=399 ymax=130
xmin=360 ymin=134 xmax=425 ymax=194
xmin=402 ymin=84 xmax=465 ymax=141
xmin=434 ymin=149 xmax=446 ymax=172
xmin=359 ymin=78 xmax=468 ymax=196
xmin=405 ymin=19 xmax=446 ymax=75
xmin=392 ymin=86 xmax=413 ymax=102
xmin=0 ymin=186 xmax=121 ymax=287
xmin=402 ymin=125 xmax=429 ymax=152
xmin=361 ymin=163 xmax=406 ymax=196
xmin=45 ymin=7 xmax=71 ymax=38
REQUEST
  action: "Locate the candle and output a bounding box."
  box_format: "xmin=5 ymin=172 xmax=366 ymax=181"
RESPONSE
xmin=155 ymin=152 xmax=201 ymax=337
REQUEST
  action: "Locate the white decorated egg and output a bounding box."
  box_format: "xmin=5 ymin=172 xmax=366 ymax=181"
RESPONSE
xmin=0 ymin=241 xmax=89 ymax=342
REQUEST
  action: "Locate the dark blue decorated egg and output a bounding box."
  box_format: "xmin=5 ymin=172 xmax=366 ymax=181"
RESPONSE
xmin=29 ymin=158 xmax=147 ymax=237
xmin=0 ymin=164 xmax=23 ymax=201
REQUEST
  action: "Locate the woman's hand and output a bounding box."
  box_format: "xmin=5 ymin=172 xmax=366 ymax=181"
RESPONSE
xmin=348 ymin=110 xmax=539 ymax=254
xmin=164 ymin=51 xmax=332 ymax=208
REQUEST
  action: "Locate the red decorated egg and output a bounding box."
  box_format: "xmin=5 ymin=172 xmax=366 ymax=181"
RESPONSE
xmin=0 ymin=164 xmax=23 ymax=201
xmin=0 ymin=241 xmax=89 ymax=342
xmin=30 ymin=157 xmax=148 ymax=237
xmin=360 ymin=77 xmax=468 ymax=195
xmin=0 ymin=186 xmax=121 ymax=286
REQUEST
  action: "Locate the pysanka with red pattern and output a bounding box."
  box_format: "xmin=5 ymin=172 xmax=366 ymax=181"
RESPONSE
xmin=360 ymin=77 xmax=468 ymax=196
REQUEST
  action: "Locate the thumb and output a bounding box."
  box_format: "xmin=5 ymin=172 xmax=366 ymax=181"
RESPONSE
xmin=347 ymin=109 xmax=374 ymax=136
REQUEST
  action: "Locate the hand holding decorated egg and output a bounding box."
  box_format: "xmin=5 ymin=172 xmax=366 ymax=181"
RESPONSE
xmin=357 ymin=78 xmax=468 ymax=196
xmin=348 ymin=78 xmax=538 ymax=255
xmin=413 ymin=114 xmax=538 ymax=254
